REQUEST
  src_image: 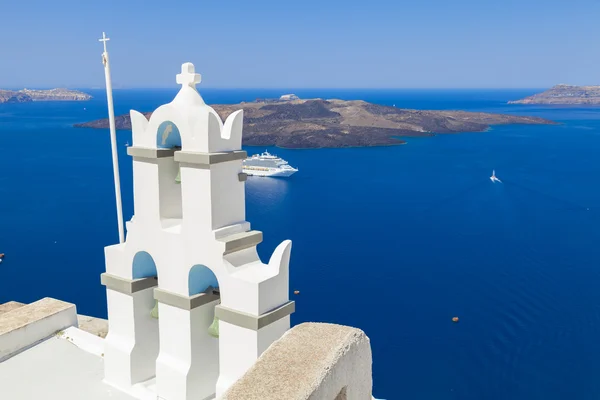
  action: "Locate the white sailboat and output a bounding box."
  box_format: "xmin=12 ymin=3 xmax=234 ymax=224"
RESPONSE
xmin=490 ymin=170 xmax=502 ymax=183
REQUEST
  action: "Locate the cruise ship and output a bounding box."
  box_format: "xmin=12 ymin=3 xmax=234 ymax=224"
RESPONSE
xmin=242 ymin=151 xmax=298 ymax=177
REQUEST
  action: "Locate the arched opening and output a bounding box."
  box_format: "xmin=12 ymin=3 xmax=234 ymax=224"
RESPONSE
xmin=185 ymin=264 xmax=221 ymax=398
xmin=132 ymin=251 xmax=159 ymax=319
xmin=132 ymin=251 xmax=158 ymax=279
xmin=155 ymin=120 xmax=183 ymax=226
xmin=189 ymin=265 xmax=220 ymax=339
xmin=156 ymin=121 xmax=182 ymax=149
xmin=189 ymin=264 xmax=219 ymax=295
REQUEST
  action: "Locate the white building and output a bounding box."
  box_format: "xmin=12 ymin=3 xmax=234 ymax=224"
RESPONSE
xmin=279 ymin=93 xmax=299 ymax=101
xmin=0 ymin=62 xmax=375 ymax=400
xmin=100 ymin=62 xmax=295 ymax=400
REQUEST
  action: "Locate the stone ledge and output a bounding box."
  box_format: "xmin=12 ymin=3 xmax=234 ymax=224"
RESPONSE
xmin=127 ymin=146 xmax=176 ymax=159
xmin=0 ymin=301 xmax=25 ymax=316
xmin=216 ymin=301 xmax=294 ymax=331
xmin=100 ymin=273 xmax=158 ymax=294
xmin=77 ymin=315 xmax=109 ymax=338
xmin=0 ymin=302 xmax=107 ymax=339
xmin=213 ymin=222 xmax=252 ymax=240
xmin=222 ymin=323 xmax=373 ymax=400
xmin=154 ymin=288 xmax=220 ymax=311
xmin=0 ymin=297 xmax=78 ymax=362
xmin=174 ymin=150 xmax=246 ymax=166
xmin=218 ymin=230 xmax=263 ymax=255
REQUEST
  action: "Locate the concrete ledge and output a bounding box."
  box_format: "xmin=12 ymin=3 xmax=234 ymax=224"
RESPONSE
xmin=154 ymin=288 xmax=220 ymax=311
xmin=213 ymin=222 xmax=252 ymax=240
xmin=100 ymin=273 xmax=158 ymax=295
xmin=0 ymin=301 xmax=25 ymax=316
xmin=218 ymin=230 xmax=263 ymax=255
xmin=77 ymin=315 xmax=109 ymax=338
xmin=221 ymin=323 xmax=373 ymax=400
xmin=0 ymin=298 xmax=78 ymax=362
xmin=127 ymin=146 xmax=176 ymax=159
xmin=174 ymin=150 xmax=247 ymax=166
xmin=238 ymin=172 xmax=248 ymax=182
xmin=216 ymin=301 xmax=295 ymax=331
xmin=1 ymin=302 xmax=108 ymax=339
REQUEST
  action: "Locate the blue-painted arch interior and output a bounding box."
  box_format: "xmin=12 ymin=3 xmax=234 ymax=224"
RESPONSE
xmin=189 ymin=265 xmax=219 ymax=295
xmin=132 ymin=251 xmax=158 ymax=279
xmin=156 ymin=121 xmax=182 ymax=149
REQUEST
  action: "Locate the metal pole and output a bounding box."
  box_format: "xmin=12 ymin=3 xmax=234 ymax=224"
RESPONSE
xmin=100 ymin=32 xmax=125 ymax=244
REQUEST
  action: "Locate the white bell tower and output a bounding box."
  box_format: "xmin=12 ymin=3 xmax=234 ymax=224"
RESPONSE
xmin=100 ymin=62 xmax=294 ymax=400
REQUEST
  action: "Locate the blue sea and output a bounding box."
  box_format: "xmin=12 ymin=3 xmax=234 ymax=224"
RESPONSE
xmin=2 ymin=88 xmax=600 ymax=399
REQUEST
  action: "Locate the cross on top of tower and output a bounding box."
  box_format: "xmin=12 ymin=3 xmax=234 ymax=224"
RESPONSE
xmin=176 ymin=63 xmax=202 ymax=89
xmin=99 ymin=32 xmax=110 ymax=53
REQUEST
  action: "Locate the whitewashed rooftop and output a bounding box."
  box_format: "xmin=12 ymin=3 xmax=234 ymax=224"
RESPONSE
xmin=0 ymin=335 xmax=133 ymax=400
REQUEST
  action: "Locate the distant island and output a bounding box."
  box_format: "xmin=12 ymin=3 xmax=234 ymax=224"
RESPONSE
xmin=0 ymin=88 xmax=92 ymax=103
xmin=74 ymin=98 xmax=556 ymax=148
xmin=509 ymin=85 xmax=600 ymax=105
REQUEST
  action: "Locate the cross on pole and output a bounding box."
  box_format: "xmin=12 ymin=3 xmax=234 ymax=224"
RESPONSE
xmin=99 ymin=32 xmax=110 ymax=53
xmin=98 ymin=31 xmax=125 ymax=244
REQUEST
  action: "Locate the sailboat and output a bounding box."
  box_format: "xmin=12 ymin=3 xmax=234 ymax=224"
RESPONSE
xmin=490 ymin=170 xmax=502 ymax=183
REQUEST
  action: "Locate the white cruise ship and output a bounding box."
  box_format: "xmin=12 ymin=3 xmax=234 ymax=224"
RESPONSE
xmin=243 ymin=151 xmax=298 ymax=177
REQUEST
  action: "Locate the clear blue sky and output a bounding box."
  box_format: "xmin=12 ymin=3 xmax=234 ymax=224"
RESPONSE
xmin=0 ymin=0 xmax=597 ymax=88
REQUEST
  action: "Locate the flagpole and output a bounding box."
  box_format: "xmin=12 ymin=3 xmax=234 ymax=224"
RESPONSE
xmin=99 ymin=32 xmax=125 ymax=244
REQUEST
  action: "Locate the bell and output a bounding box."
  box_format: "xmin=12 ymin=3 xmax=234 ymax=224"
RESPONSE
xmin=175 ymin=167 xmax=181 ymax=184
xmin=151 ymin=300 xmax=159 ymax=319
xmin=208 ymin=315 xmax=219 ymax=338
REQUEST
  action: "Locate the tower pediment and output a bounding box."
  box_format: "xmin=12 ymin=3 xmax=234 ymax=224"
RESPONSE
xmin=130 ymin=63 xmax=243 ymax=153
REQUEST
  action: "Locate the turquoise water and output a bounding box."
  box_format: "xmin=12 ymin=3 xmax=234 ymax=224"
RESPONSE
xmin=1 ymin=89 xmax=600 ymax=399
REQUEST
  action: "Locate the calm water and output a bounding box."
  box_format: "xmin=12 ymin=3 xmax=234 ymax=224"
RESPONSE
xmin=2 ymin=89 xmax=600 ymax=399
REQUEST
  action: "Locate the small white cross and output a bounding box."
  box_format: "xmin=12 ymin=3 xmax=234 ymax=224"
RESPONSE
xmin=99 ymin=32 xmax=110 ymax=53
xmin=176 ymin=63 xmax=201 ymax=89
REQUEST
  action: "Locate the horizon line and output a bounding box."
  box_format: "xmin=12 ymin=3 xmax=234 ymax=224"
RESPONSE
xmin=1 ymin=86 xmax=553 ymax=91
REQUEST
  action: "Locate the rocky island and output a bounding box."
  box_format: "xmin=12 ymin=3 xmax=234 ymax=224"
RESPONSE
xmin=0 ymin=88 xmax=92 ymax=103
xmin=74 ymin=98 xmax=556 ymax=148
xmin=0 ymin=90 xmax=31 ymax=103
xmin=509 ymin=85 xmax=600 ymax=105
